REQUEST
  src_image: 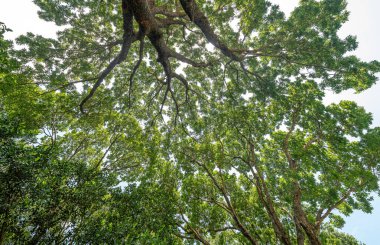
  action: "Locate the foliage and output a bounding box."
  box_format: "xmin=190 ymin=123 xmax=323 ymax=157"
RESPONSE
xmin=1 ymin=0 xmax=380 ymax=244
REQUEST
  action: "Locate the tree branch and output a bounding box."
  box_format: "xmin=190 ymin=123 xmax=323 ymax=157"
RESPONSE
xmin=179 ymin=0 xmax=242 ymax=61
xmin=183 ymin=151 xmax=258 ymax=245
xmin=80 ymin=0 xmax=136 ymax=113
xmin=315 ymin=187 xmax=355 ymax=228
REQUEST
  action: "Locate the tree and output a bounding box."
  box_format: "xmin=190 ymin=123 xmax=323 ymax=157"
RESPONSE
xmin=16 ymin=0 xmax=379 ymax=115
xmin=1 ymin=27 xmax=120 ymax=243
xmin=173 ymin=80 xmax=379 ymax=244
xmin=1 ymin=0 xmax=380 ymax=244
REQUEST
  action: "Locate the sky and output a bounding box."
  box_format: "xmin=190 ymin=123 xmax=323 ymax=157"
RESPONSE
xmin=1 ymin=0 xmax=379 ymax=244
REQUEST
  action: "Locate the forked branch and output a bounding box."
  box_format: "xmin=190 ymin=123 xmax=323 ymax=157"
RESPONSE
xmin=80 ymin=0 xmax=136 ymax=113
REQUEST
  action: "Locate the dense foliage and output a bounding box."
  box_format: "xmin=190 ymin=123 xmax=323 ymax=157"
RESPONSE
xmin=1 ymin=0 xmax=379 ymax=244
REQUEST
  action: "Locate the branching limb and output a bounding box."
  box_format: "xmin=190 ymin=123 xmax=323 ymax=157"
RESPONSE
xmin=179 ymin=0 xmax=242 ymax=61
xmin=315 ymin=187 xmax=355 ymax=228
xmin=94 ymin=136 xmax=119 ymax=169
xmin=178 ymin=213 xmax=211 ymax=245
xmin=159 ymin=84 xmax=170 ymax=115
xmin=280 ymin=110 xmax=322 ymax=244
xmin=183 ymin=151 xmax=258 ymax=245
xmin=172 ymin=72 xmax=191 ymax=102
xmin=245 ymin=143 xmax=292 ymax=245
xmin=80 ymin=0 xmax=136 ymax=113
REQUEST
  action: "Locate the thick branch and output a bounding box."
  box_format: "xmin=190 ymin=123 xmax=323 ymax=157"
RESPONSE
xmin=180 ymin=0 xmax=242 ymax=61
xmin=80 ymin=0 xmax=136 ymax=113
xmin=281 ymin=107 xmax=322 ymax=244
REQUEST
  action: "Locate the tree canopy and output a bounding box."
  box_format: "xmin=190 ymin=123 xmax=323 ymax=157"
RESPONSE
xmin=1 ymin=0 xmax=379 ymax=244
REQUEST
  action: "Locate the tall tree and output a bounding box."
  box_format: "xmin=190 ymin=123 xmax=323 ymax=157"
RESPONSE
xmin=1 ymin=0 xmax=379 ymax=244
xmin=16 ymin=0 xmax=379 ymax=116
xmin=172 ymin=80 xmax=379 ymax=244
